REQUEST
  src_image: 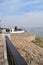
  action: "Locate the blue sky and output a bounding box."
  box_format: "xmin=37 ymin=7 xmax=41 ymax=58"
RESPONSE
xmin=0 ymin=0 xmax=43 ymax=17
xmin=0 ymin=0 xmax=43 ymax=27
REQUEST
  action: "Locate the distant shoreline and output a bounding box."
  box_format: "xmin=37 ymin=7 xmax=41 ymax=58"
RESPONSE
xmin=24 ymin=27 xmax=43 ymax=38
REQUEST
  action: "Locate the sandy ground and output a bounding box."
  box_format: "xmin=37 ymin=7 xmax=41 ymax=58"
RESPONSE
xmin=11 ymin=32 xmax=43 ymax=65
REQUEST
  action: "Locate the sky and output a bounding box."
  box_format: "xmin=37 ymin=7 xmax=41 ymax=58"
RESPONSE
xmin=0 ymin=0 xmax=43 ymax=28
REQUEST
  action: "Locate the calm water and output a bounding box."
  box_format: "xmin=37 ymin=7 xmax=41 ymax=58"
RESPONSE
xmin=25 ymin=27 xmax=43 ymax=38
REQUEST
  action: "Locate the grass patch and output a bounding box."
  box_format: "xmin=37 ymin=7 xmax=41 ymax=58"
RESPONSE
xmin=32 ymin=37 xmax=43 ymax=48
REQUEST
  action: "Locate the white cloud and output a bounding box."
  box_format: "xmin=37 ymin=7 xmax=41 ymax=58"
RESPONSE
xmin=1 ymin=11 xmax=43 ymax=28
xmin=0 ymin=0 xmax=43 ymax=10
xmin=0 ymin=0 xmax=43 ymax=18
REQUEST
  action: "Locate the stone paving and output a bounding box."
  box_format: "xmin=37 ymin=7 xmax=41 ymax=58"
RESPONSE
xmin=2 ymin=33 xmax=10 ymax=65
xmin=0 ymin=34 xmax=4 ymax=65
xmin=11 ymin=32 xmax=43 ymax=65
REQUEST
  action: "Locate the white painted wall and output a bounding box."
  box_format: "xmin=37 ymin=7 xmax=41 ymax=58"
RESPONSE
xmin=2 ymin=29 xmax=6 ymax=33
xmin=11 ymin=31 xmax=25 ymax=33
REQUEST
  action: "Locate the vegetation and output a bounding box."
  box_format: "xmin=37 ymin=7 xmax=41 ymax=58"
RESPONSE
xmin=32 ymin=37 xmax=43 ymax=48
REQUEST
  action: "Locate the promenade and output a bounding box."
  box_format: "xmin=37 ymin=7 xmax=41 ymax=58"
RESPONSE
xmin=0 ymin=32 xmax=43 ymax=65
xmin=11 ymin=32 xmax=43 ymax=65
xmin=0 ymin=34 xmax=4 ymax=65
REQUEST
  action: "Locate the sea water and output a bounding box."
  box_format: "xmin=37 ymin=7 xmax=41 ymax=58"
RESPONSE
xmin=25 ymin=27 xmax=43 ymax=38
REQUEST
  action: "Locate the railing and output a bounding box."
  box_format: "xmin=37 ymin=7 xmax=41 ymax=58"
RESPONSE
xmin=5 ymin=36 xmax=27 ymax=65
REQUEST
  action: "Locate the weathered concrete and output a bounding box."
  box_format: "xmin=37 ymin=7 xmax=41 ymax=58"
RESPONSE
xmin=11 ymin=32 xmax=43 ymax=65
xmin=0 ymin=34 xmax=4 ymax=65
xmin=2 ymin=33 xmax=10 ymax=65
xmin=5 ymin=36 xmax=27 ymax=65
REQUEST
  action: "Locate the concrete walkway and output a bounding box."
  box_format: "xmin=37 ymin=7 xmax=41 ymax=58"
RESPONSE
xmin=0 ymin=34 xmax=4 ymax=65
xmin=2 ymin=33 xmax=10 ymax=65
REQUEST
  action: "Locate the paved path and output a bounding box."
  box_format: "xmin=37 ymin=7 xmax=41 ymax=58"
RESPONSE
xmin=11 ymin=34 xmax=43 ymax=65
xmin=0 ymin=34 xmax=4 ymax=65
xmin=2 ymin=33 xmax=10 ymax=65
xmin=2 ymin=33 xmax=10 ymax=38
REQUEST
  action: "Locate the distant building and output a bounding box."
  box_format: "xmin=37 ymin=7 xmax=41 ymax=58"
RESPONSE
xmin=14 ymin=26 xmax=17 ymax=31
xmin=11 ymin=26 xmax=25 ymax=33
xmin=2 ymin=28 xmax=10 ymax=33
xmin=11 ymin=29 xmax=14 ymax=33
xmin=14 ymin=26 xmax=22 ymax=31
